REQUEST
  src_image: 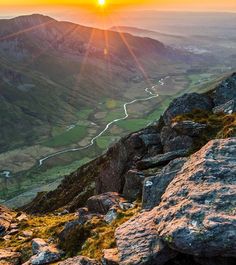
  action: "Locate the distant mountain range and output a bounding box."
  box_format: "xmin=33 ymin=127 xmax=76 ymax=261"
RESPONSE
xmin=0 ymin=14 xmax=211 ymax=152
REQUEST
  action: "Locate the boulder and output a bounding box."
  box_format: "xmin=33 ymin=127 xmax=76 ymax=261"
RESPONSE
xmin=213 ymin=99 xmax=236 ymax=114
xmin=0 ymin=205 xmax=14 ymax=236
xmin=163 ymin=135 xmax=194 ymax=153
xmin=57 ymin=256 xmax=100 ymax=265
xmin=104 ymin=208 xmax=118 ymax=224
xmin=139 ymin=133 xmax=162 ymax=147
xmin=102 ymin=248 xmax=120 ymax=265
xmin=142 ymin=157 xmax=188 ymax=210
xmin=171 ymin=121 xmax=207 ymax=136
xmin=115 ymin=210 xmax=177 ymax=265
xmin=87 ymin=192 xmax=126 ymax=214
xmin=32 ymin=238 xmax=48 ymax=255
xmin=0 ymin=249 xmax=21 ymax=265
xmin=163 ymin=93 xmax=213 ymax=125
xmin=212 ymin=73 xmax=236 ymax=106
xmin=155 ymin=138 xmax=236 ymax=257
xmin=122 ymin=170 xmax=146 ymax=201
xmin=137 ymin=149 xmax=188 ymax=170
xmin=160 ymin=126 xmax=178 ymax=146
xmin=59 ymin=208 xmax=91 ymax=245
xmin=29 ymin=238 xmax=62 ymax=265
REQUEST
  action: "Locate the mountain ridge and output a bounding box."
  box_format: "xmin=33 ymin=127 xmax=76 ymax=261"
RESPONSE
xmin=0 ymin=72 xmax=235 ymax=265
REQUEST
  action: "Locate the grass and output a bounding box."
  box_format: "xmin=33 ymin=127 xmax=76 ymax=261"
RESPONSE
xmin=58 ymin=202 xmax=141 ymax=259
xmin=43 ymin=125 xmax=88 ymax=148
xmin=0 ymin=213 xmax=76 ymax=263
xmin=96 ymin=136 xmax=120 ymax=149
xmin=173 ymin=110 xmax=236 ymax=142
xmin=117 ymin=118 xmax=149 ymax=131
xmin=79 ymin=203 xmax=140 ymax=260
xmin=1 ymin=158 xmax=91 ymax=207
xmin=76 ymin=109 xmax=93 ymax=120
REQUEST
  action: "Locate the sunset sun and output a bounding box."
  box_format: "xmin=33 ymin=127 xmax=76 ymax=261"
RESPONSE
xmin=98 ymin=0 xmax=106 ymax=6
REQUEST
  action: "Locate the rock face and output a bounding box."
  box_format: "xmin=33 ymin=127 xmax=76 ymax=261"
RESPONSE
xmin=212 ymin=73 xmax=236 ymax=106
xmin=171 ymin=121 xmax=207 ymax=137
xmin=102 ymin=248 xmax=120 ymax=265
xmin=0 ymin=249 xmax=21 ymax=265
xmin=22 ymin=126 xmax=160 ymax=214
xmin=213 ymin=99 xmax=236 ymax=114
xmin=142 ymin=157 xmax=188 ymax=210
xmin=115 ymin=210 xmax=177 ymax=265
xmin=0 ymin=205 xmax=14 ymax=236
xmin=122 ymin=170 xmax=146 ymax=201
xmin=87 ymin=192 xmax=126 ymax=214
xmin=57 ymin=256 xmax=100 ymax=265
xmin=137 ymin=149 xmax=188 ymax=170
xmin=115 ymin=138 xmax=236 ymax=264
xmin=29 ymin=238 xmax=62 ymax=265
xmin=155 ymin=138 xmax=236 ymax=257
xmin=162 ymin=93 xmax=213 ymax=125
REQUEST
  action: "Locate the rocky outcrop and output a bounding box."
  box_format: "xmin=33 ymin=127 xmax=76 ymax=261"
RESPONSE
xmin=57 ymin=256 xmax=100 ymax=265
xmin=155 ymin=138 xmax=236 ymax=257
xmin=115 ymin=210 xmax=177 ymax=265
xmin=87 ymin=192 xmax=126 ymax=214
xmin=0 ymin=205 xmax=15 ymax=236
xmin=137 ymin=149 xmax=188 ymax=170
xmin=162 ymin=93 xmax=213 ymax=125
xmin=115 ymin=138 xmax=236 ymax=263
xmin=122 ymin=170 xmax=146 ymax=201
xmin=27 ymin=238 xmax=62 ymax=265
xmin=22 ymin=126 xmax=161 ymax=214
xmin=142 ymin=157 xmax=188 ymax=210
xmin=212 ymin=73 xmax=236 ymax=106
xmin=0 ymin=249 xmax=21 ymax=265
xmin=213 ymin=99 xmax=236 ymax=114
xmin=171 ymin=121 xmax=207 ymax=137
xmin=102 ymin=248 xmax=120 ymax=265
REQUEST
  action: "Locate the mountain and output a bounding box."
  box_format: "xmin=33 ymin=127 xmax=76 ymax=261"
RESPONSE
xmin=0 ymin=72 xmax=235 ymax=265
xmin=0 ymin=14 xmax=207 ymax=152
xmin=21 ymin=72 xmax=236 ymax=214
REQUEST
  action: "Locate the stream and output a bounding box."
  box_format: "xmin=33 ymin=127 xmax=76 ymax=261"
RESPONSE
xmin=39 ymin=77 xmax=168 ymax=166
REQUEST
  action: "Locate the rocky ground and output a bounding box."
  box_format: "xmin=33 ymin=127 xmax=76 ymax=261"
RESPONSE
xmin=0 ymin=73 xmax=235 ymax=265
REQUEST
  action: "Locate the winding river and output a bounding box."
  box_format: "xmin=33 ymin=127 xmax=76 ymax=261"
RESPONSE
xmin=39 ymin=77 xmax=168 ymax=166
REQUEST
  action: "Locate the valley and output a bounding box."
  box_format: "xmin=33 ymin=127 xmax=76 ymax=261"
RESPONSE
xmin=0 ymin=70 xmax=227 ymax=207
xmin=0 ymin=14 xmax=234 ymax=208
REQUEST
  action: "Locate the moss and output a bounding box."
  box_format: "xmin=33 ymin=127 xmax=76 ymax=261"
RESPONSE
xmin=173 ymin=110 xmax=236 ymax=151
xmin=0 ymin=213 xmax=76 ymax=263
xmin=77 ymin=203 xmax=141 ymax=260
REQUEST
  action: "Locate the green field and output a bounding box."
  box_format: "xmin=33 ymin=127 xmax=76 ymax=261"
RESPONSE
xmin=43 ymin=125 xmax=88 ymax=148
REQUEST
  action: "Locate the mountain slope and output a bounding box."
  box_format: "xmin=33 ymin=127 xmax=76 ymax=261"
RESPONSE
xmin=0 ymin=14 xmax=207 ymax=152
xmin=21 ymin=72 xmax=236 ymax=214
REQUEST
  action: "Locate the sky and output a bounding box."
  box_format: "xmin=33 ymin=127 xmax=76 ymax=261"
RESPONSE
xmin=1 ymin=0 xmax=236 ymax=12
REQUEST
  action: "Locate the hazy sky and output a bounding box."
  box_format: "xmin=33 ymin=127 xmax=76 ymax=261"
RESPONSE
xmin=1 ymin=0 xmax=236 ymax=12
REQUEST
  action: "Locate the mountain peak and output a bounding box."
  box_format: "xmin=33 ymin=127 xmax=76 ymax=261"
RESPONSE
xmin=9 ymin=14 xmax=56 ymax=26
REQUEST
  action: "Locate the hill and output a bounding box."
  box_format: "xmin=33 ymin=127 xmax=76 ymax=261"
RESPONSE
xmin=0 ymin=72 xmax=235 ymax=265
xmin=0 ymin=14 xmax=205 ymax=152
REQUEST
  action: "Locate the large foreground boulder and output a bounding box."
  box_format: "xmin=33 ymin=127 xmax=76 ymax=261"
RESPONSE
xmin=155 ymin=138 xmax=236 ymax=257
xmin=115 ymin=138 xmax=236 ymax=264
xmin=115 ymin=210 xmax=176 ymax=265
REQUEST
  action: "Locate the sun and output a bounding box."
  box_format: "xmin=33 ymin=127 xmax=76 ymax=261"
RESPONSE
xmin=98 ymin=0 xmax=106 ymax=6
